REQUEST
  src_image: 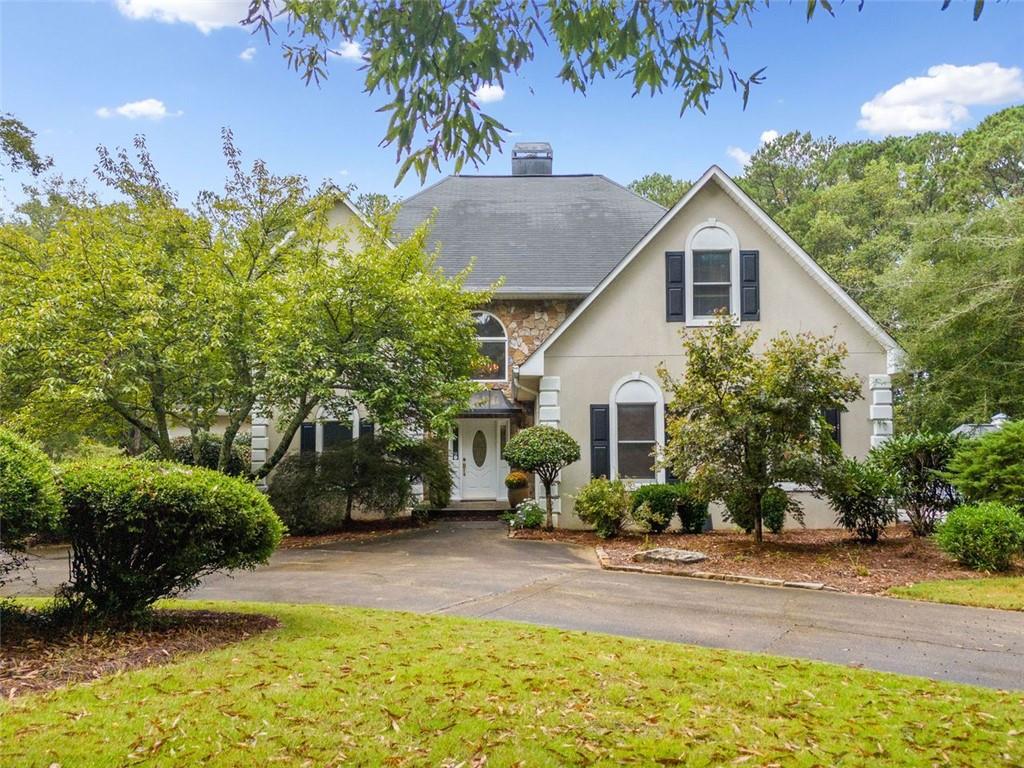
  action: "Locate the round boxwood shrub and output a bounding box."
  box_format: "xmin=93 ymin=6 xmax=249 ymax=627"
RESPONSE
xmin=59 ymin=458 xmax=284 ymax=622
xmin=676 ymin=484 xmax=711 ymax=534
xmin=945 ymin=420 xmax=1024 ymax=509
xmin=0 ymin=428 xmax=62 ymax=583
xmin=142 ymin=432 xmax=250 ymax=476
xmin=935 ymin=502 xmax=1024 ymax=572
xmin=574 ymin=477 xmax=629 ymax=538
xmin=823 ymin=457 xmax=898 ymax=542
xmin=629 ymin=484 xmax=681 ymax=533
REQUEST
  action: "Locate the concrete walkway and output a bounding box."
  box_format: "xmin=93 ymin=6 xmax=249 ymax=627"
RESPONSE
xmin=7 ymin=521 xmax=1023 ymax=690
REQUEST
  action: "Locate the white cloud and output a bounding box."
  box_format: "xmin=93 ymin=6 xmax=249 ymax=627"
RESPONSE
xmin=725 ymin=128 xmax=778 ymax=168
xmin=858 ymin=62 xmax=1024 ymax=135
xmin=239 ymin=46 xmax=256 ymax=62
xmin=115 ymin=0 xmax=249 ymax=34
xmin=96 ymin=98 xmax=182 ymax=120
xmin=726 ymin=146 xmax=751 ymax=166
xmin=473 ymin=83 xmax=505 ymax=104
xmin=330 ymin=40 xmax=363 ymax=60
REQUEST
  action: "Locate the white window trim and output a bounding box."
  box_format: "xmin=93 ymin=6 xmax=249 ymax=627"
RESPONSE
xmin=684 ymin=218 xmax=741 ymax=326
xmin=312 ymin=406 xmax=361 ymax=453
xmin=472 ymin=310 xmax=509 ymax=383
xmin=608 ymin=372 xmax=665 ymax=485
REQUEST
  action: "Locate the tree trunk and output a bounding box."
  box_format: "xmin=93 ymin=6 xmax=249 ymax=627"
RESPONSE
xmin=218 ymin=395 xmax=254 ymax=474
xmin=190 ymin=426 xmax=202 ymax=466
xmin=753 ymin=491 xmax=764 ymax=544
xmin=255 ymin=395 xmax=319 ymax=479
xmin=543 ymin=479 xmax=554 ymax=529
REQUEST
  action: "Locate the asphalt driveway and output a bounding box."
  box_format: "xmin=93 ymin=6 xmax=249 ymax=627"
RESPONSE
xmin=8 ymin=520 xmax=1024 ymax=691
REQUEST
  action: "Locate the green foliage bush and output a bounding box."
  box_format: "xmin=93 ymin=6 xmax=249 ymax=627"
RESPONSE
xmin=59 ymin=458 xmax=283 ymax=622
xmin=945 ymin=421 xmax=1024 ymax=509
xmin=935 ymin=502 xmax=1024 ymax=572
xmin=268 ymin=437 xmax=449 ymax=535
xmin=725 ymin=487 xmax=789 ymax=535
xmin=503 ymin=426 xmax=580 ymax=527
xmin=823 ymin=458 xmax=898 ymax=542
xmin=871 ymin=431 xmax=960 ymax=536
xmin=142 ymin=432 xmax=251 ymax=476
xmin=629 ymin=484 xmax=681 ymax=533
xmin=0 ymin=428 xmax=62 ymax=583
xmin=675 ymin=484 xmax=711 ymax=534
xmin=574 ymin=477 xmax=630 ymax=539
xmin=502 ymin=499 xmax=545 ymax=530
xmin=628 ymin=483 xmax=708 ymax=534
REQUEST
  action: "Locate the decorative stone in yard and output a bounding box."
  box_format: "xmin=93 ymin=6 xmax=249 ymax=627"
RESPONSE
xmin=632 ymin=547 xmax=708 ymax=565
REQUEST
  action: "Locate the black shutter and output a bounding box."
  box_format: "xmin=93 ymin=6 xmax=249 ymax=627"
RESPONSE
xmin=740 ymin=250 xmax=760 ymax=321
xmin=359 ymin=418 xmax=374 ymax=438
xmin=590 ymin=404 xmax=610 ymax=479
xmin=665 ymin=251 xmax=685 ymax=322
xmin=823 ymin=407 xmax=841 ymax=447
xmin=663 ymin=403 xmax=677 ymax=484
xmin=299 ymin=422 xmax=316 ymax=454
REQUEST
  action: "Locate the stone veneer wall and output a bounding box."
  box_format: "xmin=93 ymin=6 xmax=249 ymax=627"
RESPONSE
xmin=488 ymin=297 xmax=581 ymax=370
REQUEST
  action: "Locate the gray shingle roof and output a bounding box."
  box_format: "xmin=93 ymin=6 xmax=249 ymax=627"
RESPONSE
xmin=392 ymin=175 xmax=666 ymax=294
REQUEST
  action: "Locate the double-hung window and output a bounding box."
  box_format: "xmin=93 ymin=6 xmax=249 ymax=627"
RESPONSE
xmin=692 ymin=250 xmax=732 ymax=317
xmin=616 ymin=403 xmax=657 ymax=480
xmin=684 ymin=220 xmax=741 ymax=325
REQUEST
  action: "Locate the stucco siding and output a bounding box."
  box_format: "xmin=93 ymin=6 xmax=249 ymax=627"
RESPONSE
xmin=543 ymin=181 xmax=890 ymax=529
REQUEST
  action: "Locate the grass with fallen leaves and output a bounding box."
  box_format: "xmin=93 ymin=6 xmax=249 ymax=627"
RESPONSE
xmin=890 ymin=576 xmax=1024 ymax=611
xmin=2 ymin=601 xmax=1022 ymax=766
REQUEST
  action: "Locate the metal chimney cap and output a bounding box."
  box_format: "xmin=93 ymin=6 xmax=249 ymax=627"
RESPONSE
xmin=512 ymin=142 xmax=552 ymax=157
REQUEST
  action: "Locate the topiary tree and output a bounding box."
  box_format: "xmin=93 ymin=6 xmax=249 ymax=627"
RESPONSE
xmin=0 ymin=428 xmax=62 ymax=585
xmin=870 ymin=431 xmax=961 ymax=536
xmin=59 ymin=458 xmax=284 ymax=623
xmin=945 ymin=420 xmax=1024 ymax=509
xmin=502 ymin=426 xmax=580 ymax=529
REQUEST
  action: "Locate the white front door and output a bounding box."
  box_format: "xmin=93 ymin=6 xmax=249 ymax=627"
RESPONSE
xmin=459 ymin=420 xmax=498 ymax=500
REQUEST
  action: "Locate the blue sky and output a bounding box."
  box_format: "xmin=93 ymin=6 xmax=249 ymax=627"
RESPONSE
xmin=2 ymin=0 xmax=1023 ymax=205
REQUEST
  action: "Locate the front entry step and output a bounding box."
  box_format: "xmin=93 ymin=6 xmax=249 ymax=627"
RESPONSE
xmin=432 ymin=500 xmax=510 ymax=519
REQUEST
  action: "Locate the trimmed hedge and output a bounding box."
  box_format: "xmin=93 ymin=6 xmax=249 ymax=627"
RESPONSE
xmin=60 ymin=458 xmax=283 ymax=622
xmin=725 ymin=488 xmax=788 ymax=535
xmin=935 ymin=502 xmax=1024 ymax=572
xmin=0 ymin=428 xmax=62 ymax=583
xmin=629 ymin=483 xmax=709 ymax=534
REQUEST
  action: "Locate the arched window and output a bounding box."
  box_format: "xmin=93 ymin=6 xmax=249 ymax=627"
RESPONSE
xmin=472 ymin=311 xmax=507 ymax=382
xmin=685 ymin=219 xmax=740 ymax=324
xmin=610 ymin=374 xmax=664 ymax=482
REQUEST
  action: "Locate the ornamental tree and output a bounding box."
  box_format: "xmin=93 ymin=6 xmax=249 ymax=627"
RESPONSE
xmin=660 ymin=317 xmax=860 ymax=542
xmin=502 ymin=426 xmax=580 ymax=529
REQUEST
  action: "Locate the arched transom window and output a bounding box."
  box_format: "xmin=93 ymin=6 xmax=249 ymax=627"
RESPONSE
xmin=472 ymin=311 xmax=507 ymax=382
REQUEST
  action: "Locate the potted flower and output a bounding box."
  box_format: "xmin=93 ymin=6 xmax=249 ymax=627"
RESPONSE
xmin=504 ymin=470 xmax=531 ymax=508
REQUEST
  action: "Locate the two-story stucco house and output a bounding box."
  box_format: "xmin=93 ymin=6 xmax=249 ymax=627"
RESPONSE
xmin=250 ymin=143 xmax=900 ymax=528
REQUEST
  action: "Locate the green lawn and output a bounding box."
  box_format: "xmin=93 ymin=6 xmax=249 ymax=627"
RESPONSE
xmin=889 ymin=576 xmax=1024 ymax=611
xmin=3 ymin=602 xmax=1022 ymax=767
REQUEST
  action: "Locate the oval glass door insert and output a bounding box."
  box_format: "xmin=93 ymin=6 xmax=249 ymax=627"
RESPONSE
xmin=472 ymin=430 xmax=487 ymax=467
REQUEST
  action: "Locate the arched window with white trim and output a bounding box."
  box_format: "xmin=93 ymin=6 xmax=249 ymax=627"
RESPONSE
xmin=610 ymin=374 xmax=665 ymax=482
xmin=685 ymin=219 xmax=741 ymax=324
xmin=472 ymin=311 xmax=507 ymax=382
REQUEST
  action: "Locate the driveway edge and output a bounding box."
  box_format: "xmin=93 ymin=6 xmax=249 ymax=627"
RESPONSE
xmin=594 ymin=546 xmax=841 ymax=592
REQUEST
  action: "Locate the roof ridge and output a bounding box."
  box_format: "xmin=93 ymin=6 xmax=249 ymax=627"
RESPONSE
xmin=594 ymin=174 xmax=667 ymax=212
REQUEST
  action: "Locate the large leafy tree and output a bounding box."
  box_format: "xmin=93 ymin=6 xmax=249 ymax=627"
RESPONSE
xmin=244 ymin=1 xmax=983 ymax=183
xmin=660 ymin=318 xmax=860 ymax=542
xmin=0 ymin=135 xmax=490 ymax=474
xmin=884 ymin=197 xmax=1024 ymax=431
xmin=627 ymin=173 xmax=692 ymax=209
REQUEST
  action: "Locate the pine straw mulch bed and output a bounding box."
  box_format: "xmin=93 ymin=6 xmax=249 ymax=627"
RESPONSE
xmin=511 ymin=525 xmax=1023 ymax=594
xmin=278 ymin=517 xmax=425 ymax=550
xmin=1 ymin=608 xmax=279 ymax=699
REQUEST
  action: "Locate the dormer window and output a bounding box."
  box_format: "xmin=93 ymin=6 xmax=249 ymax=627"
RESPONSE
xmin=684 ymin=220 xmax=742 ymax=325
